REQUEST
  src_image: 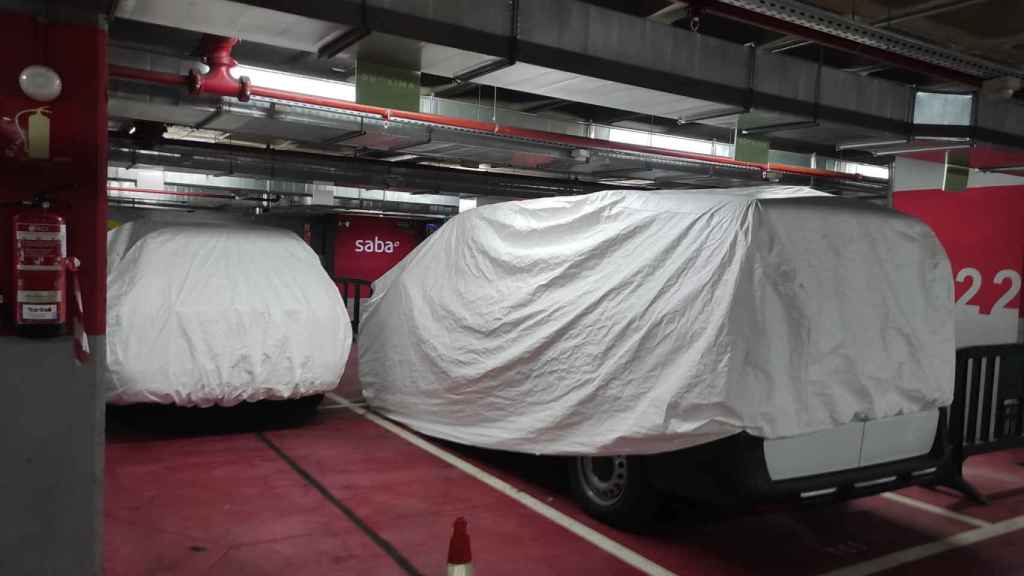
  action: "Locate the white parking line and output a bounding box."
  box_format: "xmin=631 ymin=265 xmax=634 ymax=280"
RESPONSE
xmin=325 ymin=393 xmax=678 ymax=576
xmin=317 ymin=403 xmax=351 ymax=411
xmin=880 ymin=492 xmax=992 ymax=529
xmin=818 ymin=514 xmax=1024 ymax=576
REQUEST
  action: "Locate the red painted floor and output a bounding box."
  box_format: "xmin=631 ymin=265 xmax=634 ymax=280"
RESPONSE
xmin=104 ymin=350 xmax=1024 ymax=575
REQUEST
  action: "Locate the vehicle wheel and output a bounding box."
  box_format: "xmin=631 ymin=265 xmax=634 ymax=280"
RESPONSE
xmin=285 ymin=394 xmax=324 ymax=422
xmin=569 ymin=455 xmax=660 ymax=530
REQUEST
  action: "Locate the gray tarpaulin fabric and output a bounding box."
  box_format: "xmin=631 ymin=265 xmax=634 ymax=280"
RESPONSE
xmin=359 ymin=187 xmax=954 ymax=455
xmin=106 ymin=223 xmax=351 ymax=406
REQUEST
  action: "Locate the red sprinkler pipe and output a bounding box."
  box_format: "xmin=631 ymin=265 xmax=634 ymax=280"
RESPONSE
xmin=109 ymin=66 xmax=190 ymax=88
xmin=189 ymin=36 xmax=252 ymax=102
xmin=110 ymin=35 xmax=870 ymax=182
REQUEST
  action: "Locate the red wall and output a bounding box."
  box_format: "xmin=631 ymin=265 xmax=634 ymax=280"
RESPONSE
xmin=895 ymin=186 xmax=1023 ymax=315
xmin=0 ymin=12 xmax=107 ymax=333
xmin=334 ymin=216 xmax=423 ymax=297
xmin=895 ymin=185 xmax=1024 ymax=346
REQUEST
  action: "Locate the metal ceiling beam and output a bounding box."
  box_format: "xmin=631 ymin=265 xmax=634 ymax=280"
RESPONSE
xmin=873 ymin=0 xmax=992 ymax=27
xmin=844 ymin=63 xmax=892 ymax=76
xmin=111 ymin=0 xmax=1023 ymax=157
xmin=317 ymin=27 xmax=371 ymax=59
xmin=759 ymin=0 xmax=992 ymax=53
xmin=519 ymin=98 xmax=571 ymax=113
xmin=694 ymin=0 xmax=1020 ymax=82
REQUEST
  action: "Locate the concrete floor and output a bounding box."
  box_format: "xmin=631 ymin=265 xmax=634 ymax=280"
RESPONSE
xmin=100 ymin=346 xmax=1021 ymax=575
xmin=104 ymin=390 xmax=1024 ymax=576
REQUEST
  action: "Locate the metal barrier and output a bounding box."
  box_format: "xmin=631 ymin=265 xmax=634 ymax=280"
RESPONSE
xmin=943 ymin=344 xmax=1024 ymax=503
xmin=336 ymin=277 xmax=373 ymax=335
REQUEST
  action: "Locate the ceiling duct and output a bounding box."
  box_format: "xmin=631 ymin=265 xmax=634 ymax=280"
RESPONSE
xmin=109 ymin=50 xmax=883 ymax=190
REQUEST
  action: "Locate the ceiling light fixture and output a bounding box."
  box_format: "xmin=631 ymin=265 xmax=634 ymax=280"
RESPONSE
xmin=869 ymin=143 xmax=971 ymax=156
xmin=835 ymin=138 xmax=909 ymax=151
xmin=381 ymin=153 xmax=419 ymax=162
xmin=19 ymin=65 xmax=62 ymax=102
xmin=231 ymin=65 xmax=355 ymax=101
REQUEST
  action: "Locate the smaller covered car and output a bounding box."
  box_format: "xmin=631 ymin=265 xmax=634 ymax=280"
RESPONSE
xmin=105 ymin=221 xmax=351 ymax=407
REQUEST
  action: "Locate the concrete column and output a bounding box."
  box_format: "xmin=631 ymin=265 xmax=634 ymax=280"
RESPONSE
xmin=0 ymin=9 xmax=107 ymax=575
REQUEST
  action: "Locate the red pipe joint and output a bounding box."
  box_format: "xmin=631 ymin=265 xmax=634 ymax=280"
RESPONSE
xmin=189 ymin=35 xmax=251 ymax=102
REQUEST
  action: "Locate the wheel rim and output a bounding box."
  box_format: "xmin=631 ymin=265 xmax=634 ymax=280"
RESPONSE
xmin=578 ymin=456 xmax=628 ymax=506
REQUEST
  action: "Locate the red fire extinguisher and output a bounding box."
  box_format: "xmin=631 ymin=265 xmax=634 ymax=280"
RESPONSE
xmin=12 ymin=202 xmax=67 ymax=337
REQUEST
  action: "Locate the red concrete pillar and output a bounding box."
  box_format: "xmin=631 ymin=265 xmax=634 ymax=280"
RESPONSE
xmin=0 ymin=11 xmax=107 ymax=335
xmin=0 ymin=10 xmax=108 ymax=574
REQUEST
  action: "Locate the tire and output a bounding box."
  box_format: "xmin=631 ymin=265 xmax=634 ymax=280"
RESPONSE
xmin=569 ymin=455 xmax=660 ymax=530
xmin=279 ymin=393 xmax=324 ymax=425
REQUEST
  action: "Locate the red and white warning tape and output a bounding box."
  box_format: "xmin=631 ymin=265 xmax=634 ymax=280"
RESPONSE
xmin=65 ymin=256 xmax=90 ymax=365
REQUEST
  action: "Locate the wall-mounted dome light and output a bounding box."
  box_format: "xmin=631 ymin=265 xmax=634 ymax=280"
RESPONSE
xmin=19 ymin=65 xmax=62 ymax=102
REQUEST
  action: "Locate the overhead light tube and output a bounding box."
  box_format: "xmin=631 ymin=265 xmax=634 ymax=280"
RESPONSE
xmin=870 ymin=143 xmax=971 ymax=156
xmin=835 ymin=138 xmax=909 ymax=151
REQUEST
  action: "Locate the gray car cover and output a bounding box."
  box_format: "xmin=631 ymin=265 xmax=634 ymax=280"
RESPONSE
xmin=106 ymin=222 xmax=351 ymax=406
xmin=358 ymin=187 xmax=954 ymax=455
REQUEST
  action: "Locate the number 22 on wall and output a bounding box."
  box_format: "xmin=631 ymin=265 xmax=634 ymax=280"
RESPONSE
xmin=956 ymin=268 xmax=1022 ymax=314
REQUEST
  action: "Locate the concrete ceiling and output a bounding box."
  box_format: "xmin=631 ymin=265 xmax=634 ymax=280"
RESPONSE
xmin=584 ymin=0 xmax=1023 ymax=88
xmin=807 ymin=0 xmax=1024 ymax=70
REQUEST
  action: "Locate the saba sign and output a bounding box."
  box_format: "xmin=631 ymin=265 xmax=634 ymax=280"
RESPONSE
xmin=335 ymin=216 xmax=422 ymax=296
xmin=354 ymin=236 xmax=402 ymax=254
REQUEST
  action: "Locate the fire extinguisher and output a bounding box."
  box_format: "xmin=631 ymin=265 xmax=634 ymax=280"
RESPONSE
xmin=12 ymin=200 xmax=67 ymax=338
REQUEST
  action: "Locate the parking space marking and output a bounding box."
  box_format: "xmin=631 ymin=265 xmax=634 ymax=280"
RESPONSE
xmin=880 ymin=492 xmax=992 ymax=528
xmin=257 ymin=431 xmax=425 ymax=576
xmin=818 ymin=514 xmax=1024 ymax=576
xmin=325 ymin=393 xmax=678 ymax=576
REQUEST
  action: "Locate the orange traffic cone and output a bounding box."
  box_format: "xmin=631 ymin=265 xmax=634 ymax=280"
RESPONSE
xmin=447 ymin=517 xmax=473 ymax=576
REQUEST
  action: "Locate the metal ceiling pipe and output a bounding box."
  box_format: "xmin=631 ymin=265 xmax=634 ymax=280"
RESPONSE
xmin=107 ymin=37 xmax=874 ymax=184
xmin=107 ymin=187 xmax=283 ymax=203
xmin=108 ymin=187 xmax=236 ymax=200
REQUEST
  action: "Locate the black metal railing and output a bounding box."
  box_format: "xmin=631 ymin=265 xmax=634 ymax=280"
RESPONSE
xmin=943 ymin=343 xmax=1024 ymax=503
xmin=335 ymin=277 xmax=373 ymax=335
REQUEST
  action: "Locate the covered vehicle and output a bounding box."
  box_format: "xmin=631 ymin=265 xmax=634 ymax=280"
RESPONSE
xmin=105 ymin=221 xmax=351 ymax=407
xmin=359 ymin=187 xmax=955 ymax=526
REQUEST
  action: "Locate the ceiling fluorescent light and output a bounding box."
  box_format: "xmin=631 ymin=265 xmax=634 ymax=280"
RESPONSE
xmin=835 ymin=138 xmax=909 ymax=151
xmin=740 ymin=120 xmax=818 ymax=136
xmin=381 ymin=154 xmax=419 ymax=162
xmin=231 ymin=65 xmax=355 ymax=101
xmin=870 ymin=143 xmax=971 ymax=156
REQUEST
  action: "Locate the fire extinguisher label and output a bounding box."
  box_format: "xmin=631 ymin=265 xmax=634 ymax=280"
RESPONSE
xmin=17 ymin=290 xmax=62 ymax=303
xmin=13 ymin=213 xmax=67 ymax=327
xmin=15 ymin=230 xmax=63 ymax=241
xmin=22 ymin=304 xmax=58 ymax=320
